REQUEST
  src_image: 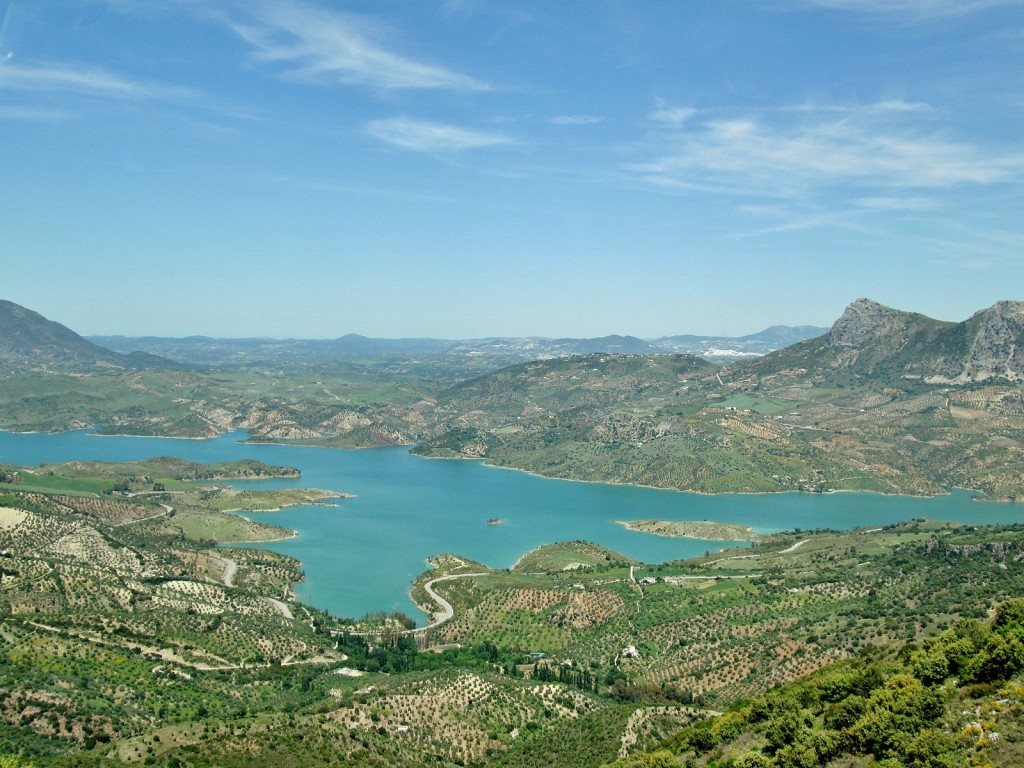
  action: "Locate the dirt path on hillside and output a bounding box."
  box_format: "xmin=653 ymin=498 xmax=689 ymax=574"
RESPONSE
xmin=113 ymin=502 xmax=174 ymax=528
xmin=779 ymin=539 xmax=810 ymax=554
xmin=266 ymin=597 xmax=294 ymax=619
xmin=215 ymin=555 xmax=237 ymax=588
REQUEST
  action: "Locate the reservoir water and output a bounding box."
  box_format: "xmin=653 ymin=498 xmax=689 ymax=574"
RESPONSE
xmin=2 ymin=429 xmax=1022 ymax=621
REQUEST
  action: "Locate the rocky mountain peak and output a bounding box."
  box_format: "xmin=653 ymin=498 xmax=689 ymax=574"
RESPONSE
xmin=960 ymin=300 xmax=1024 ymax=382
xmin=984 ymin=300 xmax=1024 ymax=323
xmin=826 ymin=298 xmax=911 ymax=347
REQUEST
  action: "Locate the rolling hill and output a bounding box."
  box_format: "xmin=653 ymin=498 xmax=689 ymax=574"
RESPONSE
xmin=416 ymin=299 xmax=1024 ymax=498
xmin=0 ymin=300 xmax=177 ymax=377
xmin=88 ymin=327 xmax=828 ymax=372
xmin=2 ymin=297 xmax=1022 ymax=498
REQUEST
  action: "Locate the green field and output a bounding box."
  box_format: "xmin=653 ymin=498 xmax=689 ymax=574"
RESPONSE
xmin=715 ymin=393 xmax=795 ymax=414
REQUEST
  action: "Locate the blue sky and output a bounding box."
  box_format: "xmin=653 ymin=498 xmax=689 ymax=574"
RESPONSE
xmin=1 ymin=0 xmax=1022 ymax=338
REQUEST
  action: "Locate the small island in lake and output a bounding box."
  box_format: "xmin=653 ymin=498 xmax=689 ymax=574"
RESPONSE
xmin=486 ymin=517 xmax=504 ymax=526
xmin=616 ymin=519 xmax=759 ymax=541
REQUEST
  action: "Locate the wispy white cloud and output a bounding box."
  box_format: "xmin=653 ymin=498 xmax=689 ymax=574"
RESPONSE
xmin=927 ymin=226 xmax=1024 ymax=268
xmin=648 ymin=103 xmax=698 ymax=126
xmin=549 ymin=114 xmax=605 ymax=126
xmin=854 ymin=195 xmax=938 ymax=211
xmin=227 ymin=0 xmax=488 ymax=91
xmin=0 ymin=59 xmax=199 ymax=101
xmin=727 ymin=202 xmax=879 ymax=238
xmin=792 ymin=0 xmax=1023 ymax=19
xmin=366 ymin=117 xmax=514 ymax=151
xmin=782 ymin=99 xmax=933 ymax=115
xmin=0 ymin=104 xmax=70 ymax=121
xmin=628 ymin=100 xmax=1024 ymax=199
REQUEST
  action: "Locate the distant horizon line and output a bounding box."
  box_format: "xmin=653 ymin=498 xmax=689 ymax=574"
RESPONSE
xmin=82 ymin=325 xmax=832 ymax=344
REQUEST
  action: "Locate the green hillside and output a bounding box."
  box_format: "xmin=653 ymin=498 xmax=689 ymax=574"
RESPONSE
xmin=3 ymin=298 xmax=1023 ymax=498
xmin=0 ymin=301 xmax=176 ymax=377
xmin=608 ymin=601 xmax=1024 ymax=768
xmin=414 ymin=301 xmax=1024 ymax=499
xmin=4 ymin=458 xmax=1024 ymax=765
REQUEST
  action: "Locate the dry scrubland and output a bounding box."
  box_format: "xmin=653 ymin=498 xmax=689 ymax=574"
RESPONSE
xmin=616 ymin=520 xmax=759 ymax=541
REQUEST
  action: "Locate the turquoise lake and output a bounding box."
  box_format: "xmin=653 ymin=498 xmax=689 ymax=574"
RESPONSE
xmin=2 ymin=429 xmax=1022 ymax=622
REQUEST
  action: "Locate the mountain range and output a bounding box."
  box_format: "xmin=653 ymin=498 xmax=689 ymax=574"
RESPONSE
xmin=87 ymin=326 xmax=829 ymax=369
xmin=412 ymin=297 xmax=1024 ymax=499
xmin=2 ymin=296 xmax=1022 ymax=498
xmin=8 ymin=296 xmax=1023 ymax=383
xmin=738 ymin=297 xmax=1024 ymax=384
xmin=0 ymin=297 xmax=827 ymax=379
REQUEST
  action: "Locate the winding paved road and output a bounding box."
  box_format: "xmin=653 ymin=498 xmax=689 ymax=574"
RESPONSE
xmin=408 ymin=572 xmax=489 ymax=635
xmin=779 ymin=539 xmax=810 ymax=554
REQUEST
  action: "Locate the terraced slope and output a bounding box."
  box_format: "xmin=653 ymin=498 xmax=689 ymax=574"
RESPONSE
xmin=425 ymin=526 xmax=1024 ymax=707
xmin=4 ymin=461 xmax=1024 ymax=766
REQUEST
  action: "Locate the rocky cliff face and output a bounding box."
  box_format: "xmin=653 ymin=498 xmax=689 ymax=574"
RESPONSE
xmin=829 ymin=298 xmax=1024 ymax=382
xmin=952 ymin=300 xmax=1024 ymax=383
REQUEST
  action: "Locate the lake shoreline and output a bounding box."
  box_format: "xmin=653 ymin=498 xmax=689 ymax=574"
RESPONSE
xmin=3 ymin=429 xmax=1022 ymax=621
xmin=4 ymin=428 xmax=1005 ymax=501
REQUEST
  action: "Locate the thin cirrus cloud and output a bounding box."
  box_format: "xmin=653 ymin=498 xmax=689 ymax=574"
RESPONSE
xmin=0 ymin=104 xmax=70 ymax=121
xmin=0 ymin=59 xmax=199 ymax=101
xmin=793 ymin=0 xmax=1023 ymax=19
xmin=853 ymin=196 xmax=939 ymax=211
xmin=629 ymin=101 xmax=1023 ymax=198
xmin=649 ymin=104 xmax=698 ymax=126
xmin=226 ymin=0 xmax=489 ymax=91
xmin=366 ymin=117 xmax=514 ymax=152
xmin=781 ymin=100 xmax=933 ymax=115
xmin=548 ymin=115 xmax=605 ymax=126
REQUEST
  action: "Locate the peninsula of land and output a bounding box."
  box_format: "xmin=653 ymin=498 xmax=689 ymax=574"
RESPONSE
xmin=616 ymin=518 xmax=760 ymax=541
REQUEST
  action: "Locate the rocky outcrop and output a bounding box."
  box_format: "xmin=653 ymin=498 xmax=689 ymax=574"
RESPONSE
xmin=960 ymin=301 xmax=1024 ymax=382
xmin=815 ymin=298 xmax=1024 ymax=383
xmin=826 ymin=298 xmax=923 ymax=348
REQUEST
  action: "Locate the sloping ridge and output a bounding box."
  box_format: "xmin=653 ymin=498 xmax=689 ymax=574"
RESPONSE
xmin=0 ymin=299 xmax=177 ymax=374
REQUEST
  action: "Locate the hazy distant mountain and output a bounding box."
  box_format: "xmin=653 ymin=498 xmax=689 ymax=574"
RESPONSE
xmin=0 ymin=300 xmax=176 ymax=376
xmin=90 ymin=326 xmax=827 ymax=370
xmin=89 ymin=333 xmax=454 ymax=369
xmin=17 ymin=293 xmax=1019 ymax=385
xmin=741 ymin=298 xmax=1024 ymax=383
xmin=653 ymin=325 xmax=829 ymax=360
